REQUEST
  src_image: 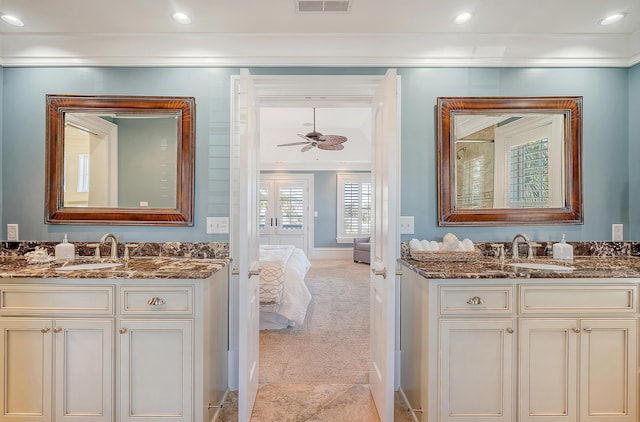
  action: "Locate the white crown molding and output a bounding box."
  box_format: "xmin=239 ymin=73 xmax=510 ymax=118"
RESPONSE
xmin=0 ymin=32 xmax=638 ymax=68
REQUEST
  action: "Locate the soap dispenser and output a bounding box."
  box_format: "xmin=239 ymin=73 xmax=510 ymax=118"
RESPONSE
xmin=55 ymin=234 xmax=76 ymax=261
xmin=552 ymin=234 xmax=573 ymax=261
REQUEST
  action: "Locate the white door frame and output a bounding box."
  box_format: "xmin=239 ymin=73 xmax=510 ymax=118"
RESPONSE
xmin=229 ymin=72 xmax=401 ymax=415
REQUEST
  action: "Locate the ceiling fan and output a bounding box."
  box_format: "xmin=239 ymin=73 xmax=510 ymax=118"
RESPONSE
xmin=277 ymin=107 xmax=348 ymax=152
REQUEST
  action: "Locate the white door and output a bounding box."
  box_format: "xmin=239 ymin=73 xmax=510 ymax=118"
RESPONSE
xmin=119 ymin=319 xmax=193 ymax=422
xmin=579 ymin=319 xmax=637 ymax=421
xmin=55 ymin=319 xmax=113 ymax=422
xmin=232 ymin=68 xmax=261 ymax=422
xmin=440 ymin=319 xmax=515 ymax=422
xmin=519 ymin=318 xmax=578 ymax=422
xmin=259 ymin=174 xmax=312 ymax=253
xmin=0 ymin=319 xmax=53 ymax=422
xmin=369 ymin=68 xmax=400 ymax=421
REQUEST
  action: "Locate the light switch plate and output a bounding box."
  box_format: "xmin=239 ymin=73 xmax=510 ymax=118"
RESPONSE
xmin=206 ymin=217 xmax=229 ymax=234
xmin=400 ymin=216 xmax=414 ymax=234
xmin=7 ymin=224 xmax=18 ymax=241
xmin=612 ymin=223 xmax=623 ymax=241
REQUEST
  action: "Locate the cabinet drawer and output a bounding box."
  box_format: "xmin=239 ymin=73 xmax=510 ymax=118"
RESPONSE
xmin=0 ymin=285 xmax=114 ymax=315
xmin=120 ymin=285 xmax=193 ymax=315
xmin=519 ymin=284 xmax=637 ymax=314
xmin=440 ymin=286 xmax=513 ymax=315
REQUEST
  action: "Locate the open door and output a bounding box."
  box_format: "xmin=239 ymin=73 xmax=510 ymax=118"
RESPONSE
xmin=231 ymin=68 xmax=261 ymax=422
xmin=369 ymin=68 xmax=400 ymax=421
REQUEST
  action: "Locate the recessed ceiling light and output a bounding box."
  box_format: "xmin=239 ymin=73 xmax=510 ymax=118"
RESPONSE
xmin=599 ymin=13 xmax=626 ymax=26
xmin=454 ymin=12 xmax=473 ymax=24
xmin=172 ymin=12 xmax=191 ymax=25
xmin=1 ymin=14 xmax=24 ymax=27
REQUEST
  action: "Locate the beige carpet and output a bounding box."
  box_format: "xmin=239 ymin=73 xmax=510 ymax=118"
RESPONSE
xmin=259 ymin=259 xmax=370 ymax=384
xmin=218 ymin=259 xmax=414 ymax=421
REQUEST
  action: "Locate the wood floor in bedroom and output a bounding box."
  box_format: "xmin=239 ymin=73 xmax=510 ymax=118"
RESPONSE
xmin=218 ymin=259 xmax=414 ymax=422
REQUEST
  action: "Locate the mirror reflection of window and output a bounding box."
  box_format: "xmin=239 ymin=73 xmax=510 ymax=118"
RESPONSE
xmin=77 ymin=153 xmax=90 ymax=193
xmin=508 ymin=137 xmax=549 ymax=207
xmin=493 ymin=115 xmax=564 ymax=208
xmin=454 ymin=114 xmax=564 ymax=210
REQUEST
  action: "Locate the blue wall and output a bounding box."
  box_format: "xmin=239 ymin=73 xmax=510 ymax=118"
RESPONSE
xmin=0 ymin=66 xmax=634 ymax=243
xmin=629 ymin=64 xmax=640 ymax=239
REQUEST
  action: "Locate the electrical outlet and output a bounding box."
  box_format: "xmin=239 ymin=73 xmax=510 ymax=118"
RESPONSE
xmin=7 ymin=224 xmax=18 ymax=241
xmin=612 ymin=223 xmax=623 ymax=241
xmin=400 ymin=216 xmax=414 ymax=234
xmin=206 ymin=217 xmax=229 ymax=234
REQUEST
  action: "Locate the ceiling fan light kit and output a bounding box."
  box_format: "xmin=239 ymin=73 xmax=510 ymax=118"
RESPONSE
xmin=277 ymin=107 xmax=348 ymax=152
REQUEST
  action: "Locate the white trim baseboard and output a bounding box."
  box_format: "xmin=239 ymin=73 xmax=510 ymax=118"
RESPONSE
xmin=309 ymin=247 xmax=353 ymax=260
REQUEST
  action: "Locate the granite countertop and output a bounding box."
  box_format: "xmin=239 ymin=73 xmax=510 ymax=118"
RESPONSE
xmin=0 ymin=256 xmax=228 ymax=280
xmin=400 ymin=256 xmax=640 ymax=280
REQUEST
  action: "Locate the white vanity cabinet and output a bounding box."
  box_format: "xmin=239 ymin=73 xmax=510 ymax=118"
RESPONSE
xmin=0 ymin=263 xmax=229 ymax=422
xmin=518 ymin=284 xmax=638 ymax=422
xmin=399 ymin=264 xmax=639 ymax=422
xmin=0 ymin=285 xmax=115 ymax=422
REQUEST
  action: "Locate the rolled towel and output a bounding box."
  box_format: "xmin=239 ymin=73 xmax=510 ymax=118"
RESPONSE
xmin=420 ymin=240 xmax=430 ymax=250
xmin=461 ymin=238 xmax=475 ymax=251
xmin=442 ymin=233 xmax=460 ymax=250
xmin=409 ymin=238 xmax=423 ymax=250
xmin=428 ymin=240 xmax=440 ymax=251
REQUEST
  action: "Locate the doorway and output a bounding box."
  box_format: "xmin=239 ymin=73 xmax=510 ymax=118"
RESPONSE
xmin=229 ymin=71 xmax=400 ymax=421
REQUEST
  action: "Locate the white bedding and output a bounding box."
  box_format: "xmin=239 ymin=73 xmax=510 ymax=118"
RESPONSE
xmin=259 ymin=245 xmax=312 ymax=330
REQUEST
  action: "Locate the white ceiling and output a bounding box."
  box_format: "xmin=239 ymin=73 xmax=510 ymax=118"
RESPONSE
xmin=2 ymin=1 xmax=638 ymax=169
xmin=0 ymin=0 xmax=638 ymax=67
xmin=260 ymin=106 xmax=372 ymax=171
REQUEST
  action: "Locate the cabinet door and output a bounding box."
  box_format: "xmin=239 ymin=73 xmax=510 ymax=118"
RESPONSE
xmin=119 ymin=319 xmax=193 ymax=422
xmin=0 ymin=319 xmax=53 ymax=422
xmin=440 ymin=319 xmax=515 ymax=422
xmin=519 ymin=319 xmax=578 ymax=422
xmin=579 ymin=319 xmax=637 ymax=422
xmin=54 ymin=319 xmax=113 ymax=422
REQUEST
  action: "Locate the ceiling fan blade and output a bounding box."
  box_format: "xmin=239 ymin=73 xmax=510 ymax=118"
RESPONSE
xmin=301 ymin=144 xmax=315 ymax=152
xmin=318 ymin=143 xmax=345 ymax=151
xmin=297 ymin=133 xmax=320 ymax=142
xmin=278 ymin=141 xmax=310 ymax=147
xmin=318 ymin=135 xmax=348 ymax=145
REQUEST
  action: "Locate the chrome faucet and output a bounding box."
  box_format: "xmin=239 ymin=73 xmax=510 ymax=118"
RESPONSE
xmin=100 ymin=233 xmax=119 ymax=260
xmin=511 ymin=233 xmax=532 ymax=260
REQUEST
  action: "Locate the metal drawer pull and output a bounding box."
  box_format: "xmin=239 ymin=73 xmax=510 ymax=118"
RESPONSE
xmin=506 ymin=328 xmax=514 ymax=334
xmin=119 ymin=328 xmax=127 ymax=334
xmin=572 ymin=327 xmax=581 ymax=333
xmin=583 ymin=327 xmax=593 ymax=333
xmin=467 ymin=296 xmax=484 ymax=305
xmin=147 ymin=296 xmax=166 ymax=306
xmin=53 ymin=327 xmax=62 ymax=333
xmin=41 ymin=327 xmax=50 ymax=334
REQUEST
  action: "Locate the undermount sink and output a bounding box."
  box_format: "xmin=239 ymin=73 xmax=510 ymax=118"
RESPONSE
xmin=507 ymin=262 xmax=575 ymax=272
xmin=55 ymin=262 xmax=123 ymax=271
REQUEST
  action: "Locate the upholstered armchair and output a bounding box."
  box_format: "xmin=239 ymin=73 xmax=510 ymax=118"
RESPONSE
xmin=353 ymin=236 xmax=371 ymax=264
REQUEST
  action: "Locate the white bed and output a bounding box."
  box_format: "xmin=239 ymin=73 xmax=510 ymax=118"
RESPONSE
xmin=259 ymin=245 xmax=312 ymax=330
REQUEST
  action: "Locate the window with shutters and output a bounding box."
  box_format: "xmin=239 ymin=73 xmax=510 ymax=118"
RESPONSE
xmin=77 ymin=153 xmax=90 ymax=193
xmin=508 ymin=137 xmax=549 ymax=207
xmin=337 ymin=173 xmax=371 ymax=243
xmin=279 ymin=185 xmax=304 ymax=230
xmin=259 ymin=185 xmax=269 ymax=231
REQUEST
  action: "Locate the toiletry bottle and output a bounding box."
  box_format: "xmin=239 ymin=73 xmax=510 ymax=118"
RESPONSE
xmin=552 ymin=234 xmax=573 ymax=261
xmin=55 ymin=233 xmax=76 ymax=261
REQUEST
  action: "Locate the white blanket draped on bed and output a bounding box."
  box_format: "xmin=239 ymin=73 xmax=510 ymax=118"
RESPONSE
xmin=259 ymin=245 xmax=312 ymax=329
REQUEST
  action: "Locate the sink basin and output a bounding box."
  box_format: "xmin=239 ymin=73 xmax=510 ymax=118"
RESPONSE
xmin=55 ymin=262 xmax=123 ymax=271
xmin=508 ymin=262 xmax=574 ymax=272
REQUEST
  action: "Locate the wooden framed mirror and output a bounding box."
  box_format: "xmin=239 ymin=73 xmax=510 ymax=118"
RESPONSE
xmin=45 ymin=94 xmax=195 ymax=225
xmin=437 ymin=96 xmax=583 ymax=226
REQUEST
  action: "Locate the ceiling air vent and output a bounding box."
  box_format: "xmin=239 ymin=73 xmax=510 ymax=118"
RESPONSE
xmin=296 ymin=0 xmax=351 ymax=13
